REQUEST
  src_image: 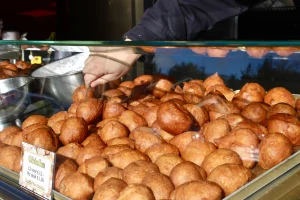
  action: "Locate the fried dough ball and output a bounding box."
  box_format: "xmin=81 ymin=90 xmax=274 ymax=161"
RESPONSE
xmin=2 ymin=131 xmax=18 ymax=145
xmin=118 ymin=110 xmax=147 ymax=132
xmin=142 ymin=172 xmax=174 ymax=200
xmin=170 ymin=161 xmax=206 ymax=187
xmin=47 ymin=111 xmax=68 ymax=127
xmin=98 ymin=120 xmax=129 ymax=143
xmin=57 ymin=143 xmax=84 ymax=160
xmin=78 ymin=156 xmax=110 ymax=178
xmin=59 ymin=117 xmax=88 ymax=145
xmin=117 ymin=184 xmax=155 ymax=200
xmin=10 ymin=131 xmax=23 ymax=147
xmin=264 ymin=87 xmax=295 ymax=107
xmin=76 ymin=98 xmax=103 ymax=124
xmin=203 ymin=72 xmax=225 ymax=90
xmin=0 ymin=60 xmax=10 ymax=66
xmin=207 ymin=47 xmax=230 ymax=58
xmin=259 ymin=133 xmax=292 ymax=169
xmin=160 ymin=93 xmax=184 ymax=102
xmin=22 ymin=124 xmax=50 ymax=139
xmin=0 ymin=126 xmax=21 ymax=142
xmin=129 ymin=126 xmax=164 ymax=153
xmin=106 ymin=137 xmax=135 ymax=149
xmin=142 ymin=105 xmax=158 ymax=127
xmin=246 ymin=47 xmax=269 ymax=58
xmin=72 ymin=85 xmax=95 ymax=103
xmin=67 ymin=102 xmax=79 ymax=117
xmin=169 ymin=180 xmax=223 ymax=200
xmin=102 ymin=89 xmax=125 ymax=99
xmin=207 ymin=164 xmax=252 ymax=196
xmin=94 ymin=167 xmax=123 ymax=191
xmin=81 ymin=133 xmax=106 ymax=148
xmin=102 ymin=145 xmax=132 ymax=161
xmin=51 ymin=120 xmax=65 ymax=134
xmin=93 ymin=178 xmax=127 ymax=200
xmin=220 ymin=114 xmax=246 ymax=129
xmin=0 ymin=146 xmax=21 ymax=173
xmin=118 ymin=81 xmax=135 ymax=96
xmin=22 ymin=115 xmax=48 ymax=129
xmin=54 ymin=158 xmax=78 ymax=191
xmin=102 ymin=101 xmax=126 ymax=120
xmin=169 ymin=131 xmax=201 ymax=154
xmin=241 ymin=102 xmax=270 ymax=124
xmin=157 ymin=100 xmax=193 ymax=135
xmin=152 ymin=78 xmax=173 ymax=99
xmin=267 ymin=113 xmax=300 ymax=146
xmin=59 ymin=172 xmax=94 ymax=200
xmin=15 ymin=60 xmax=30 ymax=70
xmin=202 ymin=149 xmax=242 ymax=175
xmin=203 ymin=118 xmax=231 ymax=144
xmin=215 ymin=128 xmax=259 ymax=168
xmin=76 ymin=146 xmax=104 ymax=165
xmin=26 ymin=127 xmax=59 ymax=152
xmin=122 ymin=160 xmax=159 ymax=184
xmin=184 ymin=104 xmax=209 ymax=127
xmin=127 ymin=101 xmax=148 ymax=116
xmin=155 ymin=154 xmax=184 ymax=176
xmin=1 ymin=68 xmax=17 ymax=77
xmin=205 ymin=84 xmax=235 ymax=101
xmin=145 ymin=143 xmax=180 ymax=162
xmin=296 ymin=98 xmax=300 ymax=117
xmin=142 ymin=98 xmax=162 ymax=107
xmin=151 ymin=121 xmax=174 ymax=142
xmin=110 ymin=149 xmax=149 ymax=169
xmin=1 ymin=63 xmax=18 ymax=71
xmin=96 ymin=118 xmax=119 ymax=128
xmin=182 ymin=81 xmax=205 ymax=104
xmin=134 ymin=75 xmax=153 ymax=85
xmin=182 ymin=140 xmax=217 ymax=167
xmin=267 ymin=103 xmax=297 ymax=118
xmin=234 ymin=120 xmax=269 ymax=140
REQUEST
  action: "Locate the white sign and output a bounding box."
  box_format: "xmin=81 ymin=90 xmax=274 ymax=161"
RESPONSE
xmin=19 ymin=142 xmax=56 ymax=200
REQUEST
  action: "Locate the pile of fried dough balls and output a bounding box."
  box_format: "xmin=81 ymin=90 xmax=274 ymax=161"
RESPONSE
xmin=1 ymin=72 xmax=300 ymax=200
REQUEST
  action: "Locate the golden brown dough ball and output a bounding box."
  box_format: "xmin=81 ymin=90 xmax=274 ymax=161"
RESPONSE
xmin=170 ymin=161 xmax=206 ymax=187
xmin=128 ymin=101 xmax=149 ymax=116
xmin=142 ymin=172 xmax=174 ymax=200
xmin=205 ymin=84 xmax=235 ymax=102
xmin=0 ymin=126 xmax=22 ymax=142
xmin=145 ymin=143 xmax=180 ymax=163
xmin=267 ymin=103 xmax=297 ymax=118
xmin=183 ymin=81 xmax=205 ymax=104
xmin=118 ymin=110 xmax=148 ymax=132
xmin=109 ymin=149 xmax=149 ymax=169
xmin=47 ymin=111 xmax=68 ymax=127
xmin=258 ymin=132 xmax=292 ymax=169
xmin=220 ymin=114 xmax=246 ymax=129
xmin=57 ymin=143 xmax=84 ymax=160
xmin=93 ymin=178 xmax=127 ymax=200
xmin=67 ymin=102 xmax=79 ymax=117
xmin=22 ymin=124 xmax=51 ymax=140
xmin=10 ymin=131 xmax=24 ymax=147
xmin=0 ymin=146 xmax=21 ymax=173
xmin=207 ymin=164 xmax=252 ymax=196
xmin=122 ymin=160 xmax=159 ymax=184
xmin=72 ymin=85 xmax=95 ymax=103
xmin=155 ymin=154 xmax=184 ymax=176
xmin=152 ymin=78 xmax=173 ymax=99
xmin=76 ymin=98 xmax=104 ymax=124
xmin=157 ymin=100 xmax=193 ymax=135
xmin=96 ymin=118 xmax=119 ymax=128
xmin=151 ymin=121 xmax=174 ymax=142
xmin=246 ymin=47 xmax=269 ymax=58
xmin=102 ymin=89 xmax=125 ymax=99
xmin=76 ymin=146 xmax=104 ymax=165
xmin=203 ymin=118 xmax=231 ymax=145
xmin=102 ymin=145 xmax=132 ymax=161
xmin=160 ymin=93 xmax=184 ymax=102
xmin=59 ymin=172 xmax=94 ymax=200
xmin=98 ymin=120 xmax=129 ymax=143
xmin=169 ymin=131 xmax=201 ymax=154
xmin=78 ymin=156 xmax=110 ymax=178
xmin=26 ymin=127 xmax=59 ymax=152
xmin=118 ymin=81 xmax=135 ymax=97
xmin=102 ymin=101 xmax=126 ymax=120
xmin=22 ymin=115 xmax=48 ymax=129
xmin=1 ymin=68 xmax=17 ymax=77
xmin=203 ymin=72 xmax=225 ymax=90
xmin=264 ymin=87 xmax=295 ymax=107
xmin=169 ymin=180 xmax=223 ymax=200
xmin=54 ymin=158 xmax=78 ymax=191
xmin=117 ymin=184 xmax=155 ymax=200
xmin=142 ymin=105 xmax=158 ymax=127
xmin=201 ymin=148 xmax=242 ymax=175
xmin=1 ymin=63 xmax=18 ymax=72
xmin=106 ymin=137 xmax=135 ymax=149
xmin=216 ymin=128 xmax=259 ymax=169
xmin=182 ymin=140 xmax=217 ymax=167
xmin=15 ymin=60 xmax=30 ymax=70
xmin=94 ymin=167 xmax=123 ymax=191
xmin=129 ymin=126 xmax=164 ymax=153
xmin=267 ymin=113 xmax=300 ymax=146
xmin=59 ymin=117 xmax=88 ymax=145
xmin=241 ymin=102 xmax=270 ymax=124
xmin=184 ymin=104 xmax=209 ymax=127
xmin=134 ymin=75 xmax=153 ymax=85
xmin=51 ymin=120 xmax=65 ymax=135
xmin=234 ymin=120 xmax=269 ymax=140
xmin=81 ymin=133 xmax=106 ymax=148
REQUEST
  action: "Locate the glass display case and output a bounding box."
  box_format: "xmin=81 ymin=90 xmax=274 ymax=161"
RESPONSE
xmin=1 ymin=40 xmax=300 ymax=200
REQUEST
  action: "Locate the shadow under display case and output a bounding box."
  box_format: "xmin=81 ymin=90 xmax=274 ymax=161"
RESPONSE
xmin=0 ymin=40 xmax=300 ymax=200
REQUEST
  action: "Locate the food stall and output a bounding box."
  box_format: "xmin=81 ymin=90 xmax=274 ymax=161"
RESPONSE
xmin=0 ymin=40 xmax=300 ymax=200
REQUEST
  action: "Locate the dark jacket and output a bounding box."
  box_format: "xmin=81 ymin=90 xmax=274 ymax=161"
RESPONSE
xmin=123 ymin=0 xmax=263 ymax=40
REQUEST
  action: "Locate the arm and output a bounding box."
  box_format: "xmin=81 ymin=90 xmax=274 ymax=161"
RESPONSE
xmin=124 ymin=0 xmax=263 ymax=41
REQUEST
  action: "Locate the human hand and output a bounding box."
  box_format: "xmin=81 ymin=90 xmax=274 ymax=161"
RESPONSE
xmin=83 ymin=47 xmax=140 ymax=88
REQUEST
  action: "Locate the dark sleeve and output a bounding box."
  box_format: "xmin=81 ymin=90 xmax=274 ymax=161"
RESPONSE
xmin=123 ymin=0 xmax=262 ymax=41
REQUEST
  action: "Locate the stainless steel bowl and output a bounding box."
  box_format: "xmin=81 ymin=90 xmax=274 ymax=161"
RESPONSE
xmin=0 ymin=77 xmax=34 ymax=129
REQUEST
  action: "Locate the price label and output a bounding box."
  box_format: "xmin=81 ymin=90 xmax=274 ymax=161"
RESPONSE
xmin=19 ymin=142 xmax=56 ymax=200
xmin=30 ymin=56 xmax=42 ymax=64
